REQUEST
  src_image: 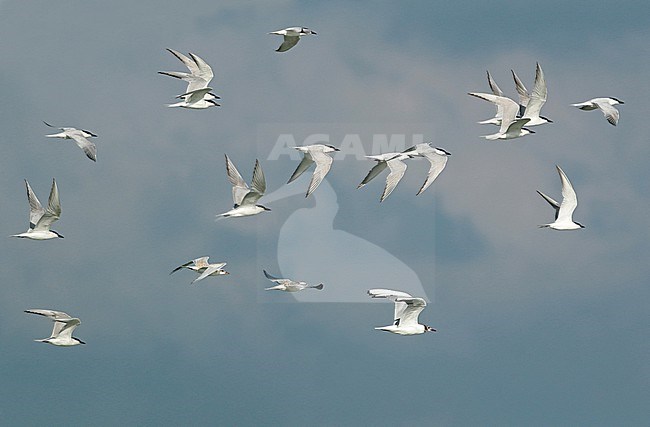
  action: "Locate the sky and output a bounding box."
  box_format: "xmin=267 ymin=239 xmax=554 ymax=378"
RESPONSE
xmin=0 ymin=0 xmax=649 ymax=425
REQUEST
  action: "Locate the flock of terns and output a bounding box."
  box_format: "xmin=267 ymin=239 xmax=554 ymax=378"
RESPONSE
xmin=17 ymin=26 xmax=625 ymax=343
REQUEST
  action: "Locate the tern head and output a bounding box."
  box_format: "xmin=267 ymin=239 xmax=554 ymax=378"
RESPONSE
xmin=82 ymin=130 xmax=98 ymax=138
xmin=575 ymin=222 xmax=586 ymax=229
xmin=424 ymin=325 xmax=437 ymax=333
xmin=258 ymin=205 xmax=272 ymax=211
xmin=435 ymin=147 xmax=451 ymax=156
xmin=324 ymin=145 xmax=340 ymax=152
xmin=540 ymin=116 xmax=553 ymax=124
xmin=207 ymin=99 xmax=221 ymax=107
xmin=75 ymin=337 xmax=86 ymax=345
xmin=53 ymin=230 xmax=65 ymax=239
xmin=523 ymin=128 xmax=535 ymax=135
xmin=610 ymin=97 xmax=624 ymax=105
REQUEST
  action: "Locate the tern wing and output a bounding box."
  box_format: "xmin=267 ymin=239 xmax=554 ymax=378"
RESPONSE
xmin=188 ymin=52 xmax=213 ymax=84
xmin=225 ymin=155 xmax=249 ymax=206
xmin=249 ymin=159 xmax=266 ymax=196
xmin=556 ymin=165 xmax=578 ymax=222
xmin=33 ymin=179 xmax=60 ymax=232
xmin=594 ymin=101 xmax=619 ymax=126
xmin=367 ymin=289 xmax=414 ymax=322
xmin=396 ymin=297 xmax=427 ymax=326
xmin=305 ymin=150 xmax=333 ymax=197
xmin=170 ymin=260 xmax=194 ymax=275
xmin=166 ymin=48 xmax=200 ymax=75
xmin=417 ymin=151 xmax=449 ymax=195
xmin=537 ymin=190 xmax=561 ymax=220
xmin=276 ymin=36 xmax=300 ymax=52
xmin=511 ymin=69 xmax=529 ymax=115
xmin=468 ymin=92 xmax=518 ymax=133
xmin=287 ymin=152 xmax=314 ymax=184
xmin=358 ymin=161 xmax=388 ymax=188
xmin=380 ymin=158 xmax=407 ymax=202
xmin=24 ymin=180 xmax=45 ymax=229
xmin=487 ymin=70 xmax=504 ymax=96
xmin=263 ymin=270 xmax=292 ymax=285
xmin=68 ymin=132 xmax=97 ymax=161
xmin=25 ymin=309 xmax=73 ymax=321
xmin=54 ymin=318 xmax=81 ymax=340
xmin=523 ymin=63 xmax=547 ymax=119
xmin=192 ymin=264 xmax=224 ymax=284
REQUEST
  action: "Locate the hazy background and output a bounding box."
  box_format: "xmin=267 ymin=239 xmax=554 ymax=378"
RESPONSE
xmin=0 ymin=1 xmax=648 ymax=425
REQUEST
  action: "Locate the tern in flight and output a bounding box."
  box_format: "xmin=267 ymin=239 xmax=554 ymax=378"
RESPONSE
xmin=216 ymin=155 xmax=270 ymax=218
xmin=468 ymin=92 xmax=535 ymax=140
xmin=43 ymin=121 xmax=97 ymax=162
xmin=537 ymin=165 xmax=585 ymax=230
xmin=287 ymin=144 xmax=340 ymax=197
xmin=571 ymin=97 xmax=624 ymax=126
xmin=170 ymin=257 xmax=229 ymax=284
xmin=367 ymin=289 xmax=436 ymax=335
xmin=357 ymin=152 xmax=413 ymax=202
xmin=159 ymin=48 xmax=220 ymax=106
xmin=12 ymin=179 xmax=63 ymax=240
xmin=263 ymin=270 xmax=324 ymax=292
xmin=401 ymin=143 xmax=451 ymax=195
xmin=269 ymin=27 xmax=317 ymax=52
xmin=25 ymin=309 xmax=85 ymax=346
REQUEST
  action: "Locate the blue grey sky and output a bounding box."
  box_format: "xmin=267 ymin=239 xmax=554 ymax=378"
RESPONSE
xmin=1 ymin=1 xmax=649 ymax=425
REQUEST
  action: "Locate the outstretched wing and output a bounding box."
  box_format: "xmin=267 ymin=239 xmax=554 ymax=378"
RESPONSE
xmin=417 ymin=151 xmax=449 ymax=195
xmin=240 ymin=159 xmax=266 ymax=206
xmin=556 ymin=165 xmax=578 ymax=221
xmin=192 ymin=264 xmax=226 ymax=284
xmin=24 ymin=180 xmax=44 ymax=229
xmin=358 ymin=161 xmax=388 ymax=189
xmin=54 ymin=318 xmax=81 ymax=340
xmin=68 ymin=132 xmax=97 ymax=161
xmin=277 ymin=36 xmax=300 ymax=52
xmin=225 ymin=155 xmax=249 ymax=206
xmin=522 ymin=63 xmax=547 ymax=119
xmin=367 ymin=289 xmax=414 ymax=322
xmin=305 ymin=150 xmax=333 ymax=197
xmin=487 ymin=70 xmax=504 ymax=97
xmin=537 ymin=190 xmax=561 ymax=220
xmin=380 ymin=158 xmax=407 ymax=202
xmin=396 ymin=297 xmax=427 ymax=326
xmin=511 ymin=69 xmax=529 ymax=115
xmin=594 ymin=101 xmax=619 ymax=126
xmin=33 ymin=179 xmax=61 ymax=232
xmin=263 ymin=269 xmax=291 ymax=284
xmin=287 ymin=153 xmax=314 ymax=183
